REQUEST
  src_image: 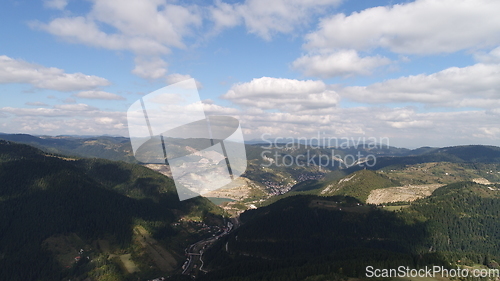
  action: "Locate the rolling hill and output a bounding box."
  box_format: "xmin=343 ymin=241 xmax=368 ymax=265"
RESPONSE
xmin=317 ymin=169 xmax=399 ymax=202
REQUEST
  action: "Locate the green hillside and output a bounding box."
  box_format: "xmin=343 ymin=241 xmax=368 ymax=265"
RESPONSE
xmin=200 ymin=195 xmax=444 ymax=281
xmin=200 ymin=181 xmax=500 ymax=280
xmin=318 ymin=169 xmax=399 ymax=202
xmin=0 ymin=140 xmax=224 ymax=280
xmin=401 ymin=181 xmax=500 ymax=261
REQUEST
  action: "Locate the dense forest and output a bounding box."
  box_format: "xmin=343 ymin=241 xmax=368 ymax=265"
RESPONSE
xmin=0 ymin=140 xmax=224 ymax=280
xmin=200 ymin=182 xmax=500 ymax=280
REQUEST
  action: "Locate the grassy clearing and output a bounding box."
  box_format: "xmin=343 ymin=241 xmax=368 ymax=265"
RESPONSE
xmin=382 ymin=205 xmax=410 ymax=211
xmin=109 ymin=254 xmax=140 ymax=274
xmin=309 ymin=199 xmax=371 ymax=213
xmin=118 ymin=254 xmax=140 ymax=274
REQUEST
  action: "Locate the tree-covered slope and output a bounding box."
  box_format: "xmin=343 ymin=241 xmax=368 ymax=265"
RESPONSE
xmin=401 ymin=181 xmax=500 ymax=263
xmin=0 ymin=140 xmax=223 ymax=280
xmin=200 ymin=181 xmax=500 ymax=281
xmin=200 ymin=195 xmax=443 ymax=281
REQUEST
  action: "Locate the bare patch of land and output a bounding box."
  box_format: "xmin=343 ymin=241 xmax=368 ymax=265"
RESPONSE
xmin=472 ymin=177 xmax=493 ymax=185
xmin=203 ymin=177 xmax=265 ymax=201
xmin=203 ymin=177 xmax=268 ymax=216
xmin=143 ymin=164 xmax=172 ymax=178
xmin=367 ymin=184 xmax=444 ymax=204
xmin=109 ymin=253 xmax=140 ymax=274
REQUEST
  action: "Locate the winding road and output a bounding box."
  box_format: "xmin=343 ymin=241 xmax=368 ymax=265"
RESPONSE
xmin=182 ymin=217 xmax=239 ymax=278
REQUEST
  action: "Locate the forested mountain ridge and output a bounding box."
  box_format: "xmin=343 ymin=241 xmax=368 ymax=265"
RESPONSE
xmin=200 ymin=195 xmax=439 ymax=280
xmin=343 ymin=145 xmax=500 ymax=175
xmin=200 ymin=181 xmax=500 ymax=280
xmin=0 ymin=140 xmax=225 ymax=280
xmin=0 ymin=133 xmax=135 ymax=162
xmin=406 ymin=181 xmax=500 ymax=261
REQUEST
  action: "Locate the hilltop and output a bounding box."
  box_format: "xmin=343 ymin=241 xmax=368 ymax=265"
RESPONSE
xmin=318 ymin=169 xmax=399 ymax=202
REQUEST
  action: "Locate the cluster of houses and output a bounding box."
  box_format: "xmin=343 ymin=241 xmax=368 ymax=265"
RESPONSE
xmin=263 ymin=181 xmax=293 ymax=195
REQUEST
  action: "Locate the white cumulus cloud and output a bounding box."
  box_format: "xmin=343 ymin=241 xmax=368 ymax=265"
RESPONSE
xmin=221 ymin=77 xmax=340 ymax=112
xmin=474 ymin=46 xmax=500 ymax=64
xmin=0 ymin=55 xmax=110 ymax=91
xmin=132 ymin=57 xmax=168 ymax=80
xmin=210 ymin=0 xmax=342 ymax=40
xmin=339 ymin=63 xmax=500 ymax=107
xmin=292 ymin=49 xmax=391 ymax=78
xmin=33 ymin=0 xmax=202 ymax=79
xmin=305 ymin=0 xmax=500 ymax=54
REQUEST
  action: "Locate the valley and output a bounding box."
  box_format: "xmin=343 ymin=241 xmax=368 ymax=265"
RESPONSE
xmin=1 ymin=134 xmax=500 ymax=280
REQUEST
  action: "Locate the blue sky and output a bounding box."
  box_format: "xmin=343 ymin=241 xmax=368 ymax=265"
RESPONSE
xmin=1 ymin=0 xmax=500 ymax=148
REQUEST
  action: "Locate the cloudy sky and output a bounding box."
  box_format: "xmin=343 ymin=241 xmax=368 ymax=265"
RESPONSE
xmin=1 ymin=0 xmax=500 ymax=148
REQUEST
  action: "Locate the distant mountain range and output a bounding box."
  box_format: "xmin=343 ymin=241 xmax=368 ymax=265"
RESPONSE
xmin=2 ymin=133 xmax=500 ymax=203
xmin=3 ymin=133 xmax=498 ymax=164
xmin=0 ymin=133 xmax=136 ymax=162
